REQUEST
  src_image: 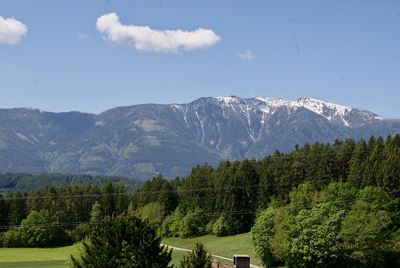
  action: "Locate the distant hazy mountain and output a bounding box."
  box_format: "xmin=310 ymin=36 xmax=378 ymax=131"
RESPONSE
xmin=0 ymin=96 xmax=399 ymax=179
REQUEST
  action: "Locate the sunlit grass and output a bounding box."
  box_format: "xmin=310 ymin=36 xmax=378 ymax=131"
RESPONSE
xmin=163 ymin=232 xmax=262 ymax=266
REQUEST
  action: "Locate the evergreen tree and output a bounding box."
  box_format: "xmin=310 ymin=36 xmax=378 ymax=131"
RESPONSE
xmin=100 ymin=182 xmax=116 ymax=216
xmin=114 ymin=182 xmax=129 ymax=214
xmin=0 ymin=194 xmax=8 ymax=227
xmin=90 ymin=201 xmax=102 ymax=222
xmin=7 ymin=192 xmax=27 ymax=226
xmin=70 ymin=214 xmax=172 ymax=268
xmin=348 ymin=139 xmax=369 ymax=187
xmin=179 ymin=242 xmax=212 ymax=268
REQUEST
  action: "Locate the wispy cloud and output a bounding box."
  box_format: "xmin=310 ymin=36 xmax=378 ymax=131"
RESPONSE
xmin=0 ymin=16 xmax=27 ymax=45
xmin=96 ymin=12 xmax=221 ymax=54
xmin=77 ymin=32 xmax=89 ymax=39
xmin=238 ymin=49 xmax=255 ymax=61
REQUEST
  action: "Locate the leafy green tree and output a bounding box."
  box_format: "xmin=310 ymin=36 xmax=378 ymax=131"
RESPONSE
xmin=3 ymin=209 xmax=69 ymax=247
xmin=179 ymin=242 xmax=212 ymax=268
xmin=179 ymin=208 xmax=207 ymax=238
xmin=136 ymin=201 xmax=164 ymax=224
xmin=2 ymin=228 xmax=24 ymax=247
xmin=22 ymin=209 xmax=70 ymax=247
xmin=340 ymin=187 xmax=397 ymax=266
xmin=70 ymin=214 xmax=172 ymax=268
xmin=134 ymin=175 xmax=178 ymax=218
xmin=212 ymin=215 xmax=230 ymax=237
xmin=252 ymin=206 xmax=281 ymax=267
xmin=160 ymin=207 xmax=184 ymax=237
xmin=286 ymin=203 xmax=346 ymax=268
xmin=321 ymin=182 xmax=357 ymax=210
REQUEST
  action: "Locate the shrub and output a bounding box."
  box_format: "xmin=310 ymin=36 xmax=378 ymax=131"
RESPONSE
xmin=2 ymin=228 xmax=24 ymax=247
xmin=179 ymin=208 xmax=206 ymax=238
xmin=70 ymin=214 xmax=172 ymax=268
xmin=180 ymin=242 xmax=212 ymax=268
xmin=212 ymin=216 xmax=230 ymax=237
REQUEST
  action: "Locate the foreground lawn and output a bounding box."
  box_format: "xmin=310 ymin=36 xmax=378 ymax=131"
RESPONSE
xmin=0 ymin=245 xmax=79 ymax=262
xmin=0 ymin=260 xmax=66 ymax=268
xmin=0 ymin=243 xmax=186 ymax=267
xmin=162 ymin=232 xmax=262 ymax=266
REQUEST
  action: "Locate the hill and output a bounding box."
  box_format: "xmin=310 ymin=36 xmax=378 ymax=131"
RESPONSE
xmin=0 ymin=96 xmax=399 ymax=179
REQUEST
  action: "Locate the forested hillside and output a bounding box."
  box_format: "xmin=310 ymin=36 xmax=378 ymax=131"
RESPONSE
xmin=1 ymin=135 xmax=399 ymax=266
xmin=0 ymin=173 xmax=139 ymax=193
xmin=1 ymin=97 xmax=399 ymax=179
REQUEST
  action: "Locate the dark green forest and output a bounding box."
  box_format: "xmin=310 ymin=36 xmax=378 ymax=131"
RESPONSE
xmin=0 ymin=173 xmax=139 ymax=192
xmin=0 ymin=135 xmax=399 ymax=266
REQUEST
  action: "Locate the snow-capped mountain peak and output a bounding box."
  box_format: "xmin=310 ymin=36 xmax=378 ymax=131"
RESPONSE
xmin=211 ymin=96 xmax=375 ymax=127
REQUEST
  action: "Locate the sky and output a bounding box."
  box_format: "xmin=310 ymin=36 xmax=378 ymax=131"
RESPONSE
xmin=0 ymin=0 xmax=399 ymax=118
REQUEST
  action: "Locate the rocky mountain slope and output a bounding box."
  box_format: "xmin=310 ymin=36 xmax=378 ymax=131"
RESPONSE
xmin=0 ymin=96 xmax=399 ymax=179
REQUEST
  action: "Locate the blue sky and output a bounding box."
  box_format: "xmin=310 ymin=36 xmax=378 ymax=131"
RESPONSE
xmin=0 ymin=0 xmax=399 ymax=117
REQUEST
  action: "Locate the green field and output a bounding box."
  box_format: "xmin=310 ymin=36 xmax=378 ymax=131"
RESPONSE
xmin=0 ymin=245 xmax=79 ymax=268
xmin=163 ymin=232 xmax=262 ymax=266
xmin=0 ymin=260 xmax=67 ymax=268
xmin=0 ymin=233 xmax=259 ymax=267
xmin=0 ymin=243 xmax=187 ymax=268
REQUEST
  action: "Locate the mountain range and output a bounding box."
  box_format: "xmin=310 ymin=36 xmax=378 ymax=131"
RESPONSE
xmin=1 ymin=96 xmax=399 ymax=179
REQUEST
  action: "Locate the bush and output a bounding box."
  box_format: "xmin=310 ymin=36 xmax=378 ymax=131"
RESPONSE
xmin=2 ymin=228 xmax=24 ymax=247
xmin=2 ymin=210 xmax=71 ymax=248
xmin=136 ymin=201 xmax=164 ymax=225
xmin=212 ymin=216 xmax=230 ymax=237
xmin=69 ymin=224 xmax=90 ymax=242
xmin=180 ymin=242 xmax=212 ymax=268
xmin=19 ymin=210 xmax=70 ymax=247
xmin=161 ymin=207 xmax=207 ymax=238
xmin=179 ymin=208 xmax=206 ymax=238
xmin=70 ymin=214 xmax=172 ymax=268
xmin=160 ymin=208 xmax=183 ymax=237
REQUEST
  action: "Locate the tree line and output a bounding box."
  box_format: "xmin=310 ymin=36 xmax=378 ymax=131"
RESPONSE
xmin=0 ymin=135 xmax=399 ymax=252
xmin=252 ymin=182 xmax=400 ymax=267
xmin=0 ymin=182 xmax=130 ymax=247
xmin=134 ymin=134 xmax=400 ymax=238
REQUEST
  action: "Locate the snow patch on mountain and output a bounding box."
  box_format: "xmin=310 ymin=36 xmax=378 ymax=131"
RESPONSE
xmin=213 ymin=96 xmax=357 ymax=126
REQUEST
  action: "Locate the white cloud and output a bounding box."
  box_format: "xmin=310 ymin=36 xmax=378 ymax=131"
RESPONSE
xmin=0 ymin=16 xmax=27 ymax=45
xmin=238 ymin=49 xmax=255 ymax=61
xmin=96 ymin=13 xmax=221 ymax=54
xmin=77 ymin=32 xmax=89 ymax=39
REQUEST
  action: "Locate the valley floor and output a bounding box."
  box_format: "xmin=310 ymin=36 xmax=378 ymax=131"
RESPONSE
xmin=0 ymin=232 xmax=260 ymax=267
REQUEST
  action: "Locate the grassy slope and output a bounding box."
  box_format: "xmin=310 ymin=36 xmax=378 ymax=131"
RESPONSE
xmin=0 ymin=243 xmax=185 ymax=268
xmin=0 ymin=233 xmax=258 ymax=267
xmin=0 ymin=260 xmax=66 ymax=268
xmin=0 ymin=245 xmax=78 ymax=268
xmin=0 ymin=245 xmax=79 ymax=262
xmin=163 ymin=232 xmax=262 ymax=266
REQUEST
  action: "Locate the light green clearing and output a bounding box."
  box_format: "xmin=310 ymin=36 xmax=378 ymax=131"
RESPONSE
xmin=0 ymin=243 xmax=185 ymax=267
xmin=0 ymin=260 xmax=66 ymax=268
xmin=0 ymin=245 xmax=79 ymax=262
xmin=0 ymin=233 xmax=259 ymax=267
xmin=163 ymin=232 xmax=262 ymax=266
xmin=0 ymin=245 xmax=77 ymax=268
